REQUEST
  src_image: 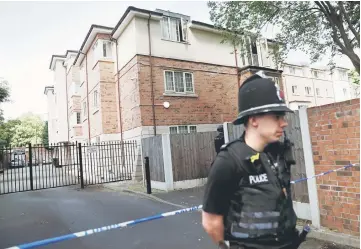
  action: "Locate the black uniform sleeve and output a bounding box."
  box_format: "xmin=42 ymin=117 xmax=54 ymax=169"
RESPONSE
xmin=202 ymin=152 xmax=239 ymax=216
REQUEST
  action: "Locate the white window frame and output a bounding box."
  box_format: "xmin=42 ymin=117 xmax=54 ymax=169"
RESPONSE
xmin=292 ymin=85 xmax=299 ymax=95
xmin=305 ymin=86 xmax=312 ymax=96
xmin=343 ymin=88 xmax=347 ymax=96
xmin=161 ymin=16 xmax=188 ymax=42
xmin=164 ymin=70 xmax=194 ymax=94
xmin=169 ymin=125 xmax=197 ymax=134
xmin=289 ymin=67 xmax=295 ymax=74
xmin=93 ymin=90 xmax=99 ymax=108
xmin=316 ymin=88 xmax=321 ymax=96
xmin=76 ymin=112 xmax=81 ymax=124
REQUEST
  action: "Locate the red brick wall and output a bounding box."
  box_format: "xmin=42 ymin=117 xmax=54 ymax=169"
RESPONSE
xmin=137 ymin=55 xmax=239 ymax=126
xmin=308 ymin=99 xmax=360 ymax=236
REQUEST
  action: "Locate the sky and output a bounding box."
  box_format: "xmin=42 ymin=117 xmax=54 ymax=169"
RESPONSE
xmin=0 ymin=1 xmax=354 ymax=122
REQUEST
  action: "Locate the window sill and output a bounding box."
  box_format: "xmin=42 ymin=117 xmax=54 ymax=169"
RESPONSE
xmin=161 ymin=38 xmax=190 ymax=45
xmin=163 ymin=92 xmax=198 ymax=98
xmin=292 ymin=93 xmax=300 ymax=96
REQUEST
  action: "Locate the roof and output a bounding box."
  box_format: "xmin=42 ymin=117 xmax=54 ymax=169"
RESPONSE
xmin=49 ymin=54 xmax=66 ymax=70
xmin=111 ymin=6 xmax=163 ymax=37
xmin=56 ymin=6 xmax=281 ymax=67
xmin=73 ymin=24 xmax=113 ymax=65
xmin=44 ymin=86 xmax=54 ymax=95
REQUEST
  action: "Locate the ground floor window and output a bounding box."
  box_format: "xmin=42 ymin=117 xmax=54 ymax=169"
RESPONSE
xmin=169 ymin=125 xmax=197 ymax=134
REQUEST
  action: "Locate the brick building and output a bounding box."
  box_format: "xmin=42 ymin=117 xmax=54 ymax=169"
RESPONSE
xmin=45 ymin=6 xmax=281 ymax=144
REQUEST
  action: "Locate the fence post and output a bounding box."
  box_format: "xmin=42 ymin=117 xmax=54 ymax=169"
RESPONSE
xmin=78 ymin=143 xmax=84 ymax=189
xmin=299 ymin=106 xmax=321 ymax=228
xmin=162 ymin=134 xmax=174 ymax=191
xmin=28 ymin=143 xmax=34 ymax=191
xmin=144 ymin=157 xmax=152 ymax=194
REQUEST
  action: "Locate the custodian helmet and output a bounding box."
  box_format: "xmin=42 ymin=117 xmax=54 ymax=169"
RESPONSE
xmin=233 ymin=71 xmax=293 ymax=125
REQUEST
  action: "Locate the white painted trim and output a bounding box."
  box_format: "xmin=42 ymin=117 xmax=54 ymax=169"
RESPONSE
xmin=162 ymin=134 xmax=174 ymax=190
xmin=292 ymin=201 xmax=311 ymax=220
xmin=223 ymin=122 xmax=230 ymax=143
xmin=151 ymin=180 xmax=168 ymax=191
xmin=299 ymin=106 xmax=321 ymax=228
xmin=173 ymin=178 xmax=207 ymax=189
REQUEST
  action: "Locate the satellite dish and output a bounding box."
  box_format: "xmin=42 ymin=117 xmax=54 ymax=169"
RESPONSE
xmin=163 ymin=101 xmax=170 ymax=109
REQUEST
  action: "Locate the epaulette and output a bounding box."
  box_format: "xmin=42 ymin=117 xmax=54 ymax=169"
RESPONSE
xmin=220 ymin=138 xmax=243 ymax=151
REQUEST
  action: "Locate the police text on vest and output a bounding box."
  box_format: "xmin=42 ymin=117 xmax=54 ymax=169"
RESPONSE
xmin=249 ymin=173 xmax=268 ymax=184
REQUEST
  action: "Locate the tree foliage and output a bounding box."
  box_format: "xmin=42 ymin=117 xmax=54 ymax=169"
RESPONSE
xmin=208 ymin=1 xmax=360 ymax=74
xmin=0 ymin=78 xmax=11 ymax=122
xmin=11 ymin=114 xmax=44 ymax=147
xmin=0 ymin=119 xmax=21 ymax=147
xmin=42 ymin=121 xmax=49 ymax=145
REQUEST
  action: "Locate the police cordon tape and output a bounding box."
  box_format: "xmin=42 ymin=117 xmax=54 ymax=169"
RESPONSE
xmin=5 ymin=163 xmax=358 ymax=249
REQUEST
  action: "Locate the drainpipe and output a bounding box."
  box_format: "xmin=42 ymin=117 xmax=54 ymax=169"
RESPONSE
xmin=79 ymin=51 xmax=91 ymax=142
xmin=148 ymin=13 xmax=156 ymax=136
xmin=113 ymin=38 xmax=124 ymax=144
xmin=63 ymin=63 xmax=70 ymax=142
xmin=112 ymin=37 xmax=125 ymax=167
xmin=233 ymin=44 xmax=240 ymax=88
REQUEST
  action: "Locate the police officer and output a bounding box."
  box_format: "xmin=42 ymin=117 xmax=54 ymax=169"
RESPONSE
xmin=202 ymin=72 xmax=300 ymax=249
xmin=214 ymin=125 xmax=225 ymax=154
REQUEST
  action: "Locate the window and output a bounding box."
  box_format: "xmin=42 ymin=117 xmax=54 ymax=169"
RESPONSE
xmin=305 ymin=86 xmax=312 ymax=95
xmin=169 ymin=125 xmax=197 ymax=134
xmin=93 ymin=90 xmax=98 ymax=108
xmin=83 ymin=102 xmax=87 ymax=118
xmin=289 ymin=67 xmax=295 ymax=74
xmin=161 ymin=16 xmax=188 ymax=42
xmin=313 ymin=70 xmax=319 ymax=78
xmin=92 ymin=40 xmax=112 ymax=64
xmin=316 ymin=88 xmax=321 ymax=96
xmin=339 ymin=71 xmax=347 ymax=81
xmin=164 ymin=71 xmax=194 ymax=93
xmin=326 ymin=89 xmax=329 ymax=96
xmin=76 ymin=112 xmax=81 ymax=124
xmin=292 ymin=85 xmax=298 ymax=95
xmin=343 ymin=88 xmax=347 ymax=96
xmin=96 ymin=136 xmax=100 ymax=143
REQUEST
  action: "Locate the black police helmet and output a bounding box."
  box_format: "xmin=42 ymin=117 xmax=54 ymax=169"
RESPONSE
xmin=217 ymin=125 xmax=223 ymax=133
xmin=233 ymin=71 xmax=293 ymax=125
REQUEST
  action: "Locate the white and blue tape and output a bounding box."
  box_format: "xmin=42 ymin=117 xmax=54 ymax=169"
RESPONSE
xmin=5 ymin=163 xmax=357 ymax=249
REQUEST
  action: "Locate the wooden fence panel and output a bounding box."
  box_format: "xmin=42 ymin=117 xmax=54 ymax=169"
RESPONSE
xmin=170 ymin=132 xmax=217 ymax=182
xmin=141 ymin=136 xmax=165 ymax=182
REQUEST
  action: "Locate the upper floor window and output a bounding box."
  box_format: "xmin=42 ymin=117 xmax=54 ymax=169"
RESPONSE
xmin=93 ymin=90 xmax=99 ymax=108
xmin=289 ymin=67 xmax=295 ymax=74
xmin=316 ymin=88 xmax=321 ymax=96
xmin=305 ymin=86 xmax=312 ymax=95
xmin=76 ymin=112 xmax=81 ymax=124
xmin=343 ymin=88 xmax=347 ymax=96
xmin=92 ymin=40 xmax=112 ymax=64
xmin=292 ymin=85 xmax=299 ymax=95
xmin=339 ymin=71 xmax=348 ymax=81
xmin=161 ymin=16 xmax=188 ymax=42
xmin=313 ymin=70 xmax=319 ymax=78
xmin=164 ymin=70 xmax=194 ymax=93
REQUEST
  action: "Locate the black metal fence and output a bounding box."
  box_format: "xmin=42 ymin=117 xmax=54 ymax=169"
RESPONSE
xmin=0 ymin=140 xmax=137 ymax=195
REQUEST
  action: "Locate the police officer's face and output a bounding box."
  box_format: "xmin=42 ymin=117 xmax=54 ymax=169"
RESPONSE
xmin=252 ymin=112 xmax=288 ymax=142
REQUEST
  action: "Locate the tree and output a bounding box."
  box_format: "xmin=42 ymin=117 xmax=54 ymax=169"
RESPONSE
xmin=349 ymin=69 xmax=360 ymax=85
xmin=42 ymin=121 xmax=49 ymax=145
xmin=208 ymin=1 xmax=360 ymax=74
xmin=0 ymin=78 xmax=11 ymax=122
xmin=0 ymin=119 xmax=21 ymax=147
xmin=11 ymin=114 xmax=44 ymax=147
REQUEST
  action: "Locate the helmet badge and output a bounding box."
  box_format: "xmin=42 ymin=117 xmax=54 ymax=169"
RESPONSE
xmin=275 ymin=83 xmax=285 ymax=101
